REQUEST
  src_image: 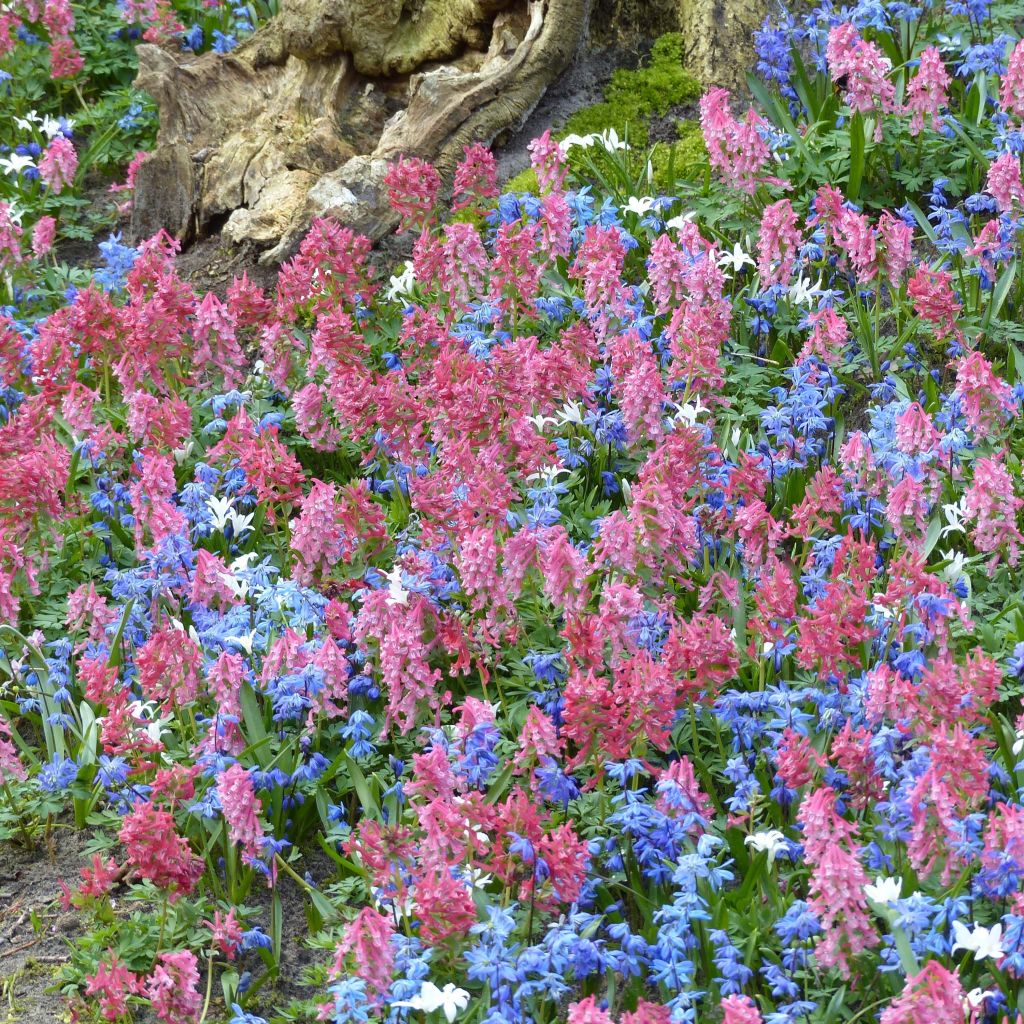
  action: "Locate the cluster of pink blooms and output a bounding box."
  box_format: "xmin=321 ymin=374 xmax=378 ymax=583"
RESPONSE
xmin=6 ymin=21 xmax=1024 ymax=1008
xmin=38 ymin=135 xmax=77 ymax=193
xmin=0 ymin=0 xmax=82 ymax=76
xmin=699 ymin=88 xmax=782 ymax=194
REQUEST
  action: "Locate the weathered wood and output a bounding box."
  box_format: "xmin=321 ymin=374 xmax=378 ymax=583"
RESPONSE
xmin=130 ymin=0 xmax=763 ymax=260
xmin=132 ymin=0 xmax=590 ymax=261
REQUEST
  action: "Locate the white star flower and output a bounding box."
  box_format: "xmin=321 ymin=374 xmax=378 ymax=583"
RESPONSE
xmin=385 ymin=565 xmax=410 ymax=607
xmin=951 ymin=920 xmax=1004 ymax=961
xmin=393 ymin=982 xmax=470 ymax=1023
xmin=863 ymin=875 xmax=903 ymax=905
xmin=717 ymin=242 xmax=754 ymax=274
xmin=744 ymin=829 xmax=789 ymax=863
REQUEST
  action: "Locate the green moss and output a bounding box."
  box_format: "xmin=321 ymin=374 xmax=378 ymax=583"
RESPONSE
xmin=670 ymin=118 xmax=710 ymax=181
xmin=504 ymin=167 xmax=540 ymax=195
xmin=604 ymin=34 xmax=702 ymax=117
xmin=502 ymin=34 xmax=706 ymax=193
xmin=561 ymin=33 xmax=700 ymax=148
xmin=564 ymin=103 xmax=649 ymax=146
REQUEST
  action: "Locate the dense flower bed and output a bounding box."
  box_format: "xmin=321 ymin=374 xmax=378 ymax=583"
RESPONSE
xmin=5 ymin=0 xmax=1024 ymax=1022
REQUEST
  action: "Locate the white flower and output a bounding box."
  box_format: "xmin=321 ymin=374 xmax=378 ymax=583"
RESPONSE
xmin=224 ymin=632 xmax=257 ymax=655
xmin=864 ymin=875 xmax=903 ymax=905
xmin=206 ymin=495 xmax=254 ymax=538
xmin=13 ymin=111 xmax=41 ymax=131
xmin=966 ymin=988 xmax=995 ymax=1010
xmin=526 ymin=413 xmax=557 ymax=431
xmin=938 ymin=548 xmax=967 ymax=585
xmin=940 ymin=498 xmax=968 ymax=537
xmin=385 ymin=565 xmax=409 ymax=607
xmin=788 ymin=276 xmax=820 ymax=306
xmin=207 ymin=495 xmax=235 ymax=532
xmin=555 ymin=400 xmax=585 ymax=426
xmin=744 ymin=829 xmax=788 ymax=862
xmin=173 ymin=440 xmax=195 ymax=466
xmin=624 ymin=195 xmax=656 ymax=217
xmin=127 ymin=700 xmax=171 ymax=744
xmin=393 ymin=982 xmax=470 ymax=1023
xmin=220 ymin=571 xmax=250 ymax=602
xmin=526 ymin=464 xmax=570 ymax=487
xmin=596 ymin=128 xmax=629 ymax=152
xmin=558 ymin=132 xmax=597 ymax=153
xmin=665 ymin=212 xmax=696 ymax=231
xmin=0 ymin=153 xmax=35 ymax=177
xmin=1012 ymin=731 xmax=1024 ymax=757
xmin=951 ymin=920 xmax=1004 ymax=961
xmin=671 ymin=395 xmax=709 ymax=427
xmin=40 ymin=115 xmax=68 ymax=139
xmin=717 ymin=242 xmax=754 ymax=274
xmin=386 ymin=260 xmax=416 ymax=302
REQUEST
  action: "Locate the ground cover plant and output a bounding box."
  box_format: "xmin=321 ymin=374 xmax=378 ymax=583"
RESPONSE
xmin=8 ymin=0 xmax=1024 ymax=1022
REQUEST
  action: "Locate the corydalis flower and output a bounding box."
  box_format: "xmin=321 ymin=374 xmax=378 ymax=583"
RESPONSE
xmin=217 ymin=762 xmax=265 ymax=866
xmin=879 ymin=961 xmax=965 ymax=1024
xmin=700 ymin=87 xmax=779 ymax=194
xmin=38 ymin=135 xmax=77 ymax=194
xmin=118 ymin=802 xmax=204 ymax=899
xmin=906 ymin=46 xmax=950 ymax=134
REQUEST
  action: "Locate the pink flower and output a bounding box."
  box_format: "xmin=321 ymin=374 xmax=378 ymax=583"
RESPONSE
xmin=136 ymin=625 xmax=203 ymax=708
xmin=31 ymin=216 xmax=56 ymax=258
xmin=38 ymin=135 xmax=77 ymax=194
xmin=568 ymin=997 xmax=613 ymax=1024
xmin=528 ymin=129 xmax=567 ymax=193
xmin=204 ymin=908 xmax=243 ymax=959
xmin=330 ymin=907 xmax=396 ymax=1003
xmin=826 ymin=23 xmax=897 ymax=132
xmin=0 ymin=718 xmax=25 ymax=784
xmin=879 ymin=211 xmax=913 ymax=281
xmin=799 ymin=307 xmax=849 ymax=364
xmin=290 ymin=479 xmax=387 ymax=586
xmin=798 ymin=786 xmax=879 ymax=975
xmin=452 ymin=142 xmax=498 ymax=210
xmin=879 ymin=961 xmax=966 ymax=1024
xmin=834 ymin=207 xmax=877 ymax=283
xmin=145 ymin=950 xmax=203 ymax=1024
xmin=700 ymin=87 xmax=779 ymax=194
xmin=906 ymin=46 xmax=950 ymax=134
xmin=384 ymin=156 xmax=441 ymax=232
xmin=49 ymin=36 xmax=83 ymax=77
xmin=0 ymin=202 xmax=22 ymax=269
xmin=757 ymin=198 xmax=802 ymax=286
xmin=907 ymin=267 xmax=961 ymax=339
xmin=119 ymin=802 xmax=204 ymax=899
xmin=1002 ymin=38 xmax=1024 ymax=119
xmin=84 ymin=950 xmax=145 ymax=1021
xmin=953 ymin=349 xmax=1017 ymax=435
xmin=964 ymin=454 xmax=1024 ymax=565
xmin=721 ymin=995 xmax=764 ymax=1024
xmin=217 ymin=762 xmax=265 ymax=866
xmin=987 ymin=151 xmax=1024 ymax=212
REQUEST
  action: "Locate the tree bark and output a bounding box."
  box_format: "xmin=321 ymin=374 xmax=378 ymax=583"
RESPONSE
xmin=130 ymin=0 xmax=764 ymax=261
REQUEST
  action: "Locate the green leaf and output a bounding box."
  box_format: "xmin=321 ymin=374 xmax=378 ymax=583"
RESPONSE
xmin=847 ymin=110 xmax=866 ymax=201
xmin=106 ymin=598 xmax=135 ymax=669
xmin=344 ymin=753 xmax=380 ymax=818
xmin=990 ymin=260 xmax=1018 ymax=322
xmin=239 ymin=682 xmax=271 ymax=769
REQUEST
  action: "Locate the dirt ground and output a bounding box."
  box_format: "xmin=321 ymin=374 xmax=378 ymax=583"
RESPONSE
xmin=0 ymin=827 xmax=90 ymax=1024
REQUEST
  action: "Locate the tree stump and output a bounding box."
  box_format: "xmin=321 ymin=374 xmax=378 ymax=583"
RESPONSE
xmin=130 ymin=0 xmax=765 ymax=261
xmin=131 ymin=0 xmax=589 ymax=261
